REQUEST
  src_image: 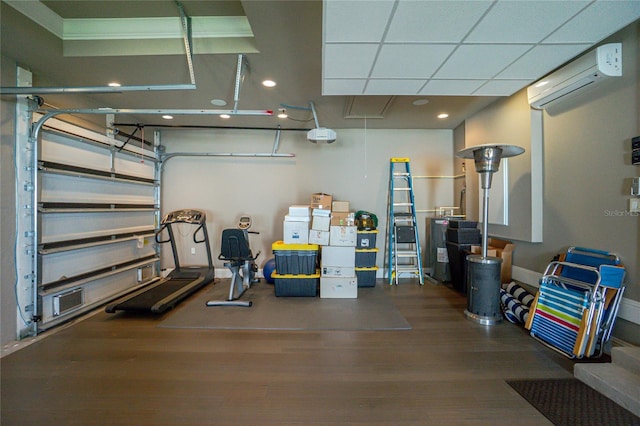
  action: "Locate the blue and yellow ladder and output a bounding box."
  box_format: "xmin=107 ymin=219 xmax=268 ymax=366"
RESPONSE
xmin=387 ymin=158 xmax=423 ymax=285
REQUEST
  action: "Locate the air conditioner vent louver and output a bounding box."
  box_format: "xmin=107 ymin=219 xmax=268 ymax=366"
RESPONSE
xmin=528 ymin=43 xmax=622 ymax=110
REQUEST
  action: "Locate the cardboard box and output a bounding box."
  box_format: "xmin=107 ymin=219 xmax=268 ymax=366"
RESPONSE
xmin=283 ymin=220 xmax=309 ymax=244
xmin=310 ymin=193 xmax=333 ymax=209
xmin=329 ymin=225 xmax=357 ymax=246
xmin=309 ymin=229 xmax=330 ymax=245
xmin=471 ymin=237 xmax=514 ymax=283
xmin=320 ymin=276 xmax=357 ymax=298
xmin=284 ymin=215 xmax=311 ymax=223
xmin=321 ymin=265 xmax=356 ymax=278
xmin=311 ymin=215 xmax=331 ymax=231
xmin=288 ymin=205 xmax=310 ymax=217
xmin=332 ymin=201 xmax=350 ymax=212
xmin=330 ymin=211 xmax=355 ymax=226
xmin=312 ymin=208 xmax=331 ymax=217
xmin=321 ymin=246 xmax=355 ymax=267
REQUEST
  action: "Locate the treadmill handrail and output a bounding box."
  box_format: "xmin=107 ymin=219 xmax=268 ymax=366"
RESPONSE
xmin=155 ymin=223 xmax=171 ymax=244
xmin=193 ymin=224 xmax=207 ymax=244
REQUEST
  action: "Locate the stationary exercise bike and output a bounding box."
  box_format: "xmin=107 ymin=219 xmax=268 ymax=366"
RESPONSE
xmin=206 ymin=216 xmax=260 ymax=307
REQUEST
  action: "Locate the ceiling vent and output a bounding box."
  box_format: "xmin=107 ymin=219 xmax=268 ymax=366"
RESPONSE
xmin=343 ymin=96 xmax=395 ymax=119
xmin=527 ymin=43 xmax=622 ymax=110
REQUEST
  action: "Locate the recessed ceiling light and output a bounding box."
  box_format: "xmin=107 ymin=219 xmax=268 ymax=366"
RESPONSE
xmin=412 ymin=99 xmax=429 ymax=106
xmin=211 ymin=98 xmax=227 ymax=106
xmin=162 ymin=115 xmax=173 ymax=120
xmin=437 ymin=113 xmax=449 ymax=119
xmin=277 ymin=108 xmax=288 ymax=119
xmin=262 ymin=80 xmax=276 ymax=88
xmin=220 ymin=114 xmax=231 ymax=119
xmin=108 ymin=82 xmax=121 ymax=87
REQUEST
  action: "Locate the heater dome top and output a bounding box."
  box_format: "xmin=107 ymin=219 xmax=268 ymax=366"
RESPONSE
xmin=456 ymin=144 xmax=525 ymax=159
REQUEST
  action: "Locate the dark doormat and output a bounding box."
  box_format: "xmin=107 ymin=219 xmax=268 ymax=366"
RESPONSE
xmin=507 ymin=378 xmax=640 ymax=426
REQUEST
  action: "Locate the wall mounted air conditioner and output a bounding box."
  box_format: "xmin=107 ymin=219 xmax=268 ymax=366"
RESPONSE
xmin=527 ymin=43 xmax=622 ymax=110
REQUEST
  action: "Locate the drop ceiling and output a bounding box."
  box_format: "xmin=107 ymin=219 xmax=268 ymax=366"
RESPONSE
xmin=1 ymin=0 xmax=640 ymax=130
xmin=323 ymin=0 xmax=640 ymax=97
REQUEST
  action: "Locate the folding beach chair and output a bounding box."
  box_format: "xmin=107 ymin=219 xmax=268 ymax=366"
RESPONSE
xmin=525 ymin=247 xmax=625 ymax=359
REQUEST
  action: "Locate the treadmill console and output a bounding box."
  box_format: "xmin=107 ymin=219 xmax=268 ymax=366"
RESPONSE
xmin=238 ymin=216 xmax=252 ymax=230
xmin=164 ymin=209 xmax=205 ymax=224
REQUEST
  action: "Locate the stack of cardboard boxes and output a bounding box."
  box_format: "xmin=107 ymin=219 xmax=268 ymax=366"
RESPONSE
xmin=314 ymin=194 xmax=358 ymax=298
xmin=277 ymin=193 xmax=378 ymax=298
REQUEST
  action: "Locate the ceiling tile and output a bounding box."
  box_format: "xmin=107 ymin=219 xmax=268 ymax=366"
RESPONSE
xmin=545 ymin=0 xmax=640 ymax=43
xmin=371 ymin=44 xmax=456 ymax=78
xmin=364 ymin=79 xmax=426 ymax=95
xmin=323 ymin=0 xmax=395 ymax=43
xmin=385 ymin=0 xmax=492 ymax=43
xmin=434 ymin=44 xmax=532 ymax=79
xmin=473 ymin=80 xmax=532 ymax=96
xmin=466 ymin=1 xmax=590 ymax=43
xmin=497 ymin=44 xmax=591 ymax=79
xmin=323 ymin=44 xmax=379 ymax=78
xmin=420 ymin=79 xmax=486 ymax=95
xmin=323 ymin=79 xmax=367 ymax=95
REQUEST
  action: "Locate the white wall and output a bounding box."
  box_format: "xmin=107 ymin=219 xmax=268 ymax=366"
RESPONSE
xmin=159 ymin=127 xmax=455 ymax=272
xmin=465 ymin=90 xmax=543 ymax=243
xmin=1 ymin=56 xmax=18 ymax=344
xmin=461 ymin=21 xmax=640 ymax=345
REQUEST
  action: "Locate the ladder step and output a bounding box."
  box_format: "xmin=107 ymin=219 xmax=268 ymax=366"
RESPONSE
xmin=395 ymin=267 xmax=421 ymax=273
xmin=396 ymin=252 xmax=418 ymax=258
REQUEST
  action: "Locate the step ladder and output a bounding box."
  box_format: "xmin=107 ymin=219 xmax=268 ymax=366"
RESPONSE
xmin=387 ymin=158 xmax=424 ymax=285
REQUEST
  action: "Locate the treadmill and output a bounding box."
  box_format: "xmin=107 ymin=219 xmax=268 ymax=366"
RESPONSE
xmin=106 ymin=209 xmax=215 ymax=314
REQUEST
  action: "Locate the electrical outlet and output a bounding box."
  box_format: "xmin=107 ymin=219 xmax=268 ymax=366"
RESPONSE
xmin=191 ymin=247 xmax=196 ymax=255
xmin=630 ymin=198 xmax=640 ymax=214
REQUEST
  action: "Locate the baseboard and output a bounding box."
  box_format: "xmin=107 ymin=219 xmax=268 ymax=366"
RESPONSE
xmin=512 ymin=266 xmax=542 ymax=288
xmin=618 ymin=298 xmax=640 ymax=326
xmin=512 ymin=265 xmax=640 ymax=326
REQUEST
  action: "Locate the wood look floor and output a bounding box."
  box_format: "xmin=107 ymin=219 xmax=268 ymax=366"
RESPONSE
xmin=1 ymin=280 xmax=577 ymax=425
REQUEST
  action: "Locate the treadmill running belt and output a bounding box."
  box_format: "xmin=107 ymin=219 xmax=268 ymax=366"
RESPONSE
xmin=113 ymin=278 xmax=198 ymax=312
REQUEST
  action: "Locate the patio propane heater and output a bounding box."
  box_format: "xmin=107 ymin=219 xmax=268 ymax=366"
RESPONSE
xmin=456 ymin=144 xmax=525 ymax=325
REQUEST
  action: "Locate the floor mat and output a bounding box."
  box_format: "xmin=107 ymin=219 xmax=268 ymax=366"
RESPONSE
xmin=507 ymin=378 xmax=640 ymax=426
xmin=159 ymin=280 xmax=412 ymax=331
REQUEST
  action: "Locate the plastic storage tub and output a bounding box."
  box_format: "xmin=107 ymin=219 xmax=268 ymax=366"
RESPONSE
xmin=272 ymin=241 xmax=319 ymax=275
xmin=356 ymin=230 xmax=378 ymax=249
xmin=272 ymin=271 xmax=319 ymax=297
xmin=355 ymin=248 xmax=378 ymax=267
xmin=355 ymin=267 xmax=378 ymax=287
